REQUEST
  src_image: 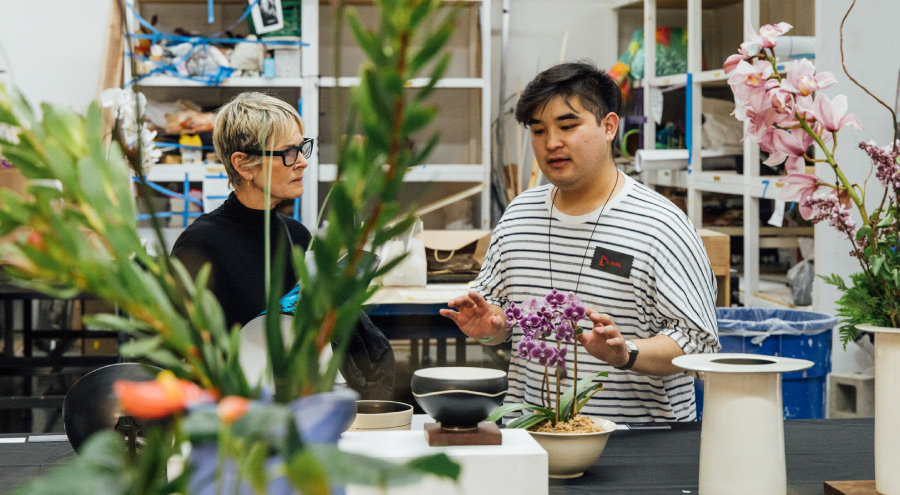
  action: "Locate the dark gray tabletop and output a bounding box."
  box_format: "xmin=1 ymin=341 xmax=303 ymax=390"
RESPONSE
xmin=550 ymin=418 xmax=874 ymax=494
xmin=1 ymin=419 xmax=875 ymax=495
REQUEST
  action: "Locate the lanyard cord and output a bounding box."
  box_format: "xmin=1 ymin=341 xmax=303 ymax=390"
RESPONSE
xmin=548 ymin=170 xmax=620 ymax=293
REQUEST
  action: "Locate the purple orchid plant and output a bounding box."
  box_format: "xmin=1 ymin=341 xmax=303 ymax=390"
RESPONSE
xmin=486 ymin=289 xmax=607 ymax=429
xmin=724 ymin=14 xmax=900 ymax=345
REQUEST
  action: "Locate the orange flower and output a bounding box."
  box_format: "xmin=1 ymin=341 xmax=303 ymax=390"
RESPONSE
xmin=217 ymin=396 xmax=250 ymax=424
xmin=26 ymin=230 xmax=45 ymax=250
xmin=114 ymin=370 xmax=215 ymax=420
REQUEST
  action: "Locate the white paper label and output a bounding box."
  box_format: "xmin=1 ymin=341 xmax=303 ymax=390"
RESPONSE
xmin=767 ymin=199 xmax=786 ymax=227
xmin=651 ymin=88 xmax=664 ymax=125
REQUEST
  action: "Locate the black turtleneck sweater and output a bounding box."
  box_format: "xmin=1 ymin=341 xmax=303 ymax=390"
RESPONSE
xmin=171 ymin=192 xmax=312 ymax=329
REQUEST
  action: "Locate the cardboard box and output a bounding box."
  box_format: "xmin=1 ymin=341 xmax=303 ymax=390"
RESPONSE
xmin=422 ymin=230 xmax=491 ymax=283
xmin=698 ymin=228 xmax=731 ymax=306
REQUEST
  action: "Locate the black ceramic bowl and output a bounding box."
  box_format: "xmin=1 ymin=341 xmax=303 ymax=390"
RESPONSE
xmin=63 ymin=363 xmax=163 ymax=452
xmin=411 ymin=367 xmax=507 ymax=430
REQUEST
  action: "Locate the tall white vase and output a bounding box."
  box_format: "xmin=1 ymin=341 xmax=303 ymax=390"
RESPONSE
xmin=673 ymin=353 xmax=813 ymax=495
xmin=858 ymin=324 xmax=900 ymax=495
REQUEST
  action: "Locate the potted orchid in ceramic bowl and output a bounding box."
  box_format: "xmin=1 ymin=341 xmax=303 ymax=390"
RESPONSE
xmin=723 ymin=4 xmax=899 ymax=492
xmin=485 ymin=289 xmax=616 ymax=478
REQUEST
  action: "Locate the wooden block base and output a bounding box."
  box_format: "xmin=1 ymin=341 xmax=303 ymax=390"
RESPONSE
xmin=423 ymin=422 xmax=502 ymax=446
xmin=824 ymin=480 xmax=877 ymax=495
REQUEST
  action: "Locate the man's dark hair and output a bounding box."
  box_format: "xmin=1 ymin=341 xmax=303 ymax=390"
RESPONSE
xmin=515 ymin=60 xmax=621 ymax=126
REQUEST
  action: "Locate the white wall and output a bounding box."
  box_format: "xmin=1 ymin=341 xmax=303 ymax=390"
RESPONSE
xmin=814 ymin=0 xmax=900 ymax=373
xmin=0 ymin=0 xmax=112 ymax=111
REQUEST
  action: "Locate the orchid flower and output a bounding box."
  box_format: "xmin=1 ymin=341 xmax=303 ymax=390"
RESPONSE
xmin=812 ymin=93 xmax=863 ymax=133
xmin=764 ymin=129 xmax=814 ymax=174
xmin=778 ymin=173 xmax=829 ymax=220
xmin=723 ymin=48 xmax=753 ymax=74
xmin=741 ymin=20 xmax=792 ymax=53
xmin=781 ymin=59 xmax=837 ymax=97
xmin=727 ymin=60 xmax=772 ymax=92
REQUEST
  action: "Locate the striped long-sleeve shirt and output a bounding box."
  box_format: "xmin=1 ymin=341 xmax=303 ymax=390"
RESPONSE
xmin=472 ymin=172 xmax=720 ymax=422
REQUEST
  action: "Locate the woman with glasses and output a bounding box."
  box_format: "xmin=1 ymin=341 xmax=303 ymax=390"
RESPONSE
xmin=171 ymin=92 xmax=395 ymax=401
xmin=171 ymin=91 xmax=313 ymax=329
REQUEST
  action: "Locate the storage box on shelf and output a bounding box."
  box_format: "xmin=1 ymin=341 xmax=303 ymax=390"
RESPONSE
xmin=613 ymin=0 xmax=815 ymax=308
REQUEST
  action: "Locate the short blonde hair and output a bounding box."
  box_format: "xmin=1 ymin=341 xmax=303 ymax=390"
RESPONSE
xmin=213 ymin=92 xmax=305 ymax=189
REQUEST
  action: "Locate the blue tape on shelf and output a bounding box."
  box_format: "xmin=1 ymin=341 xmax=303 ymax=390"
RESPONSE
xmin=183 ymin=172 xmax=190 ymax=228
xmin=152 ymin=141 xmax=215 ymax=151
xmin=686 ymin=73 xmax=693 ymax=174
xmin=131 ymin=176 xmax=203 ymax=207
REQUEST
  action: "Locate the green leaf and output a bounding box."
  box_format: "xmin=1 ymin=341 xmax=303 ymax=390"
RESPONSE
xmin=856 ymin=225 xmax=872 ymax=241
xmin=558 ymin=371 xmax=606 ymax=421
xmin=402 ymin=453 xmax=461 ymax=482
xmin=238 ymin=441 xmax=269 ymax=493
xmin=507 ymin=413 xmax=550 ymax=430
xmin=285 ymin=449 xmax=330 ymax=495
xmin=400 ymin=103 xmax=437 ymax=135
xmin=485 ymin=402 xmax=546 ymax=423
xmin=872 ymin=255 xmax=885 ymax=276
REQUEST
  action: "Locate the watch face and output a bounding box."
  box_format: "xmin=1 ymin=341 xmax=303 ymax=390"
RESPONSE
xmin=625 ymin=339 xmax=639 ymax=353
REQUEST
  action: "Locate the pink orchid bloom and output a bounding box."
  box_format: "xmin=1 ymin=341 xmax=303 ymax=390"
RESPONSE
xmin=813 ymin=94 xmax=863 ymax=133
xmin=781 ymin=59 xmax=837 ymax=97
xmin=763 ymin=129 xmax=814 ymax=174
xmin=767 ymin=85 xmax=796 ymax=116
xmin=758 ymin=22 xmax=793 ymax=48
xmin=778 ymin=173 xmax=828 ymax=220
xmin=727 ymin=60 xmax=772 ymax=91
xmin=724 ymin=48 xmax=753 ymax=74
xmin=739 ymin=91 xmax=793 ymax=149
xmin=741 ymin=21 xmax=793 ymax=52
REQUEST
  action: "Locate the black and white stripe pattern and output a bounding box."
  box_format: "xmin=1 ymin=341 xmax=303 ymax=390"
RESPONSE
xmin=473 ymin=173 xmax=720 ymax=422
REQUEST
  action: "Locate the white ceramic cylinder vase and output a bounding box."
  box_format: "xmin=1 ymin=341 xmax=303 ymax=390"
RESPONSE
xmin=673 ymin=353 xmax=813 ymax=495
xmin=858 ymin=324 xmax=900 ymax=495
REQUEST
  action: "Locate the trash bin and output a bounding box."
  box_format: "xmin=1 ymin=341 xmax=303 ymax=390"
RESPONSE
xmin=694 ymin=308 xmax=837 ymax=420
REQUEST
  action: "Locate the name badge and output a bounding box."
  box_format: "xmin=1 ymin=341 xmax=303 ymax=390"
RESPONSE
xmin=590 ymin=247 xmax=633 ymax=278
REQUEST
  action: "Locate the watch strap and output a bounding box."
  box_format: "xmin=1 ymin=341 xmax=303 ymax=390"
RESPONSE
xmin=615 ymin=339 xmax=639 ymax=370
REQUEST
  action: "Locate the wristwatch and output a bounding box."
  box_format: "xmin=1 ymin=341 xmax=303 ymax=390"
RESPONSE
xmin=615 ymin=339 xmax=639 ymax=370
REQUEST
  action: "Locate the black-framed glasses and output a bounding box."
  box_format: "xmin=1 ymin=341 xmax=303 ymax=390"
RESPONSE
xmin=243 ymin=138 xmax=314 ymax=167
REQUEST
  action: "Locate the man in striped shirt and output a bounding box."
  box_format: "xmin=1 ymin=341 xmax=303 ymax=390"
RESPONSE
xmin=441 ymin=61 xmax=719 ymax=422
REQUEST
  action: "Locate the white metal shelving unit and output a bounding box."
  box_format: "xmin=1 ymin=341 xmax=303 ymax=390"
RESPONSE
xmin=614 ymin=0 xmax=815 ymax=308
xmin=125 ymin=0 xmax=491 ymax=231
xmin=315 ymin=0 xmax=491 ymax=230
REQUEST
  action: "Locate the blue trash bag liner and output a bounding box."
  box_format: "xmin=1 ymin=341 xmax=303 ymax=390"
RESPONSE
xmin=716 ymin=307 xmax=837 ymax=344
